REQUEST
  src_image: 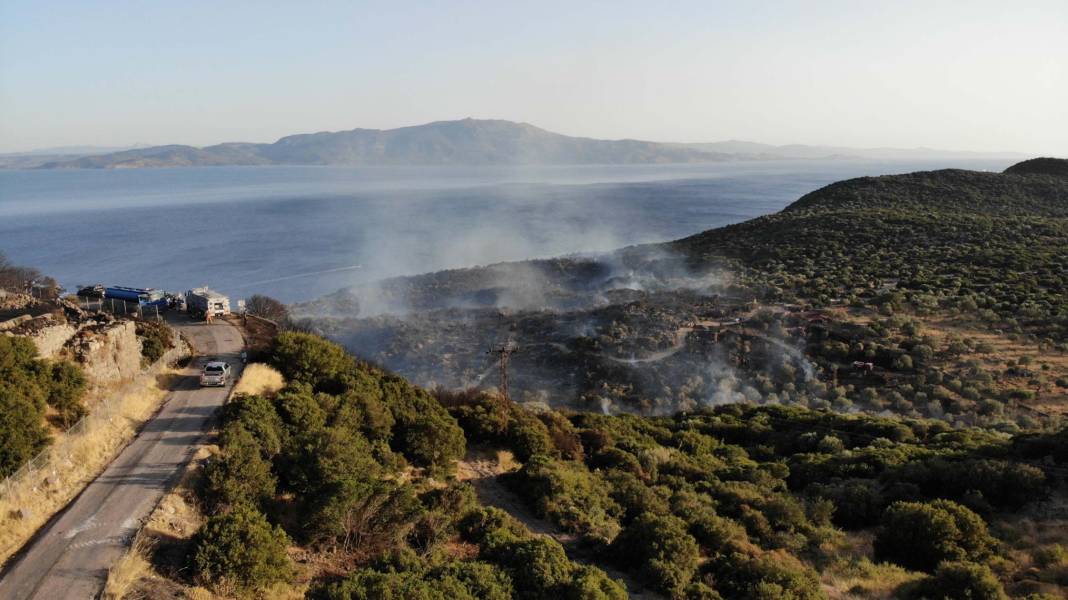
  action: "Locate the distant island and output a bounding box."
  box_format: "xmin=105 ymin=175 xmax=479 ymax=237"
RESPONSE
xmin=4 ymin=118 xmax=1028 ymax=169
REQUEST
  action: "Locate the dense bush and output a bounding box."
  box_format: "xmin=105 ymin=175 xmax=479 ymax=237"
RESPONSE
xmin=509 ymin=455 xmax=621 ymax=543
xmin=874 ymin=500 xmax=995 ymax=572
xmin=906 ymin=560 xmax=1007 ymax=600
xmin=272 ymin=331 xmax=356 ymax=390
xmin=190 ymin=503 xmax=291 ymax=592
xmin=0 ymin=379 xmax=50 ymax=477
xmin=460 ymin=507 xmax=626 ymax=599
xmin=707 ymin=550 xmax=824 ymax=600
xmin=0 ymin=336 xmax=87 ymax=476
xmin=310 ymin=550 xmax=515 ymax=600
xmin=202 ymin=423 xmax=277 ymax=511
xmin=45 ymin=359 xmax=87 ymax=427
xmin=610 ymin=513 xmax=701 ymax=596
xmin=135 ymin=320 xmax=173 ymax=365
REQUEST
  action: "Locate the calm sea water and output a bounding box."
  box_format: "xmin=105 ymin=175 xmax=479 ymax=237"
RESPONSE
xmin=0 ymin=159 xmax=1012 ymax=303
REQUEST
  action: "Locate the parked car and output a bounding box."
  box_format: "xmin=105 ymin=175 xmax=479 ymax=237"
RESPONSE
xmin=199 ymin=361 xmax=231 ymax=387
xmin=76 ymin=284 xmax=106 ymax=298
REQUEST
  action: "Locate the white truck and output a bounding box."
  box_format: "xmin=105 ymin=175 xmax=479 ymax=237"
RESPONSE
xmin=186 ymin=287 xmax=230 ymax=320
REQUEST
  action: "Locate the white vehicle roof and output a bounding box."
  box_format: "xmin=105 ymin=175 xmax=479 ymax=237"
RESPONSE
xmin=204 ymin=361 xmax=229 ymax=368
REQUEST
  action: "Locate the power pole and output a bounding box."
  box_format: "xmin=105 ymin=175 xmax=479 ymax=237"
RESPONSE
xmin=487 ymin=342 xmax=519 ymax=401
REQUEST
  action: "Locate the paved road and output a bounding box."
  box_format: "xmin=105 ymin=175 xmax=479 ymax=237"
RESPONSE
xmin=0 ymin=316 xmax=243 ymax=600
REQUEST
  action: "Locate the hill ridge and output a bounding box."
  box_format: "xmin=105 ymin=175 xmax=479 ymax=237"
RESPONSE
xmin=39 ymin=118 xmax=725 ymax=169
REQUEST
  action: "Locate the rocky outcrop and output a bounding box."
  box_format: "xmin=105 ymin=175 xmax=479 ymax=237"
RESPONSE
xmin=1 ymin=313 xmax=78 ymax=358
xmin=25 ymin=320 xmax=79 ymax=359
xmin=70 ymin=321 xmax=144 ymax=385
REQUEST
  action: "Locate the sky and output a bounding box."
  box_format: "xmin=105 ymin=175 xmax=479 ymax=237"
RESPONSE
xmin=1 ymin=0 xmax=1066 ymax=155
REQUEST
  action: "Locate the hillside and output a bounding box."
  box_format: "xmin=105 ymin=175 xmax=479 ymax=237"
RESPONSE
xmin=112 ymin=329 xmax=1068 ymax=600
xmin=1004 ymin=157 xmax=1068 ymax=177
xmin=672 ymin=167 xmax=1068 ymax=343
xmin=297 ymin=160 xmax=1068 ymax=426
xmin=38 ymin=119 xmax=724 ymax=168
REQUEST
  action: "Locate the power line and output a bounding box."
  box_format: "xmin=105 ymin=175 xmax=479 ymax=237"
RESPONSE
xmin=487 ymin=341 xmax=519 ymax=402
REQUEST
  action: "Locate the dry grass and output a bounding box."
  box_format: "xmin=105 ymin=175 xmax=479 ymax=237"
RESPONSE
xmin=0 ymin=367 xmax=177 ymax=565
xmin=231 ymin=363 xmax=285 ymax=397
xmin=101 ymin=445 xmax=212 ymax=599
xmin=103 ymin=537 xmax=153 ymax=600
xmin=821 ymin=557 xmax=923 ymax=599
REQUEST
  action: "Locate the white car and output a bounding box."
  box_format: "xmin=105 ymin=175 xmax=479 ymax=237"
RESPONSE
xmin=200 ymin=361 xmax=231 ymax=387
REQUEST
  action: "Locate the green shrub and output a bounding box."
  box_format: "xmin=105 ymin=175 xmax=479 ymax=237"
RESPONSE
xmin=202 ymin=423 xmax=277 ymax=511
xmin=222 ymin=393 xmax=286 ymax=457
xmin=510 ymin=454 xmax=622 ymax=543
xmin=874 ymin=500 xmax=995 ymax=572
xmin=272 ymin=332 xmax=355 ymax=390
xmin=0 ymin=380 xmax=50 ymax=477
xmin=0 ymin=336 xmax=60 ymax=476
xmin=708 ymin=550 xmax=824 ymax=600
xmin=383 ymin=379 xmax=465 ymax=476
xmin=458 ymin=507 xmax=528 ymax=547
xmin=308 ymin=479 xmax=422 ymax=554
xmin=563 ymin=564 xmax=628 ymax=600
xmin=190 ymin=503 xmax=291 ymax=592
xmin=45 ymin=360 xmax=87 ymax=428
xmin=493 ymin=536 xmax=576 ymax=597
xmin=136 ymin=321 xmax=173 ymax=365
xmin=507 ymin=414 xmax=557 ymax=462
xmin=906 ymin=560 xmax=1007 ymax=600
xmin=610 ymin=513 xmax=700 ymax=596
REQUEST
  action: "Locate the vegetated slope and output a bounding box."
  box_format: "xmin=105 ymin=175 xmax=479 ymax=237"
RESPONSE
xmin=296 ymin=161 xmax=1068 ymax=426
xmin=1003 ymin=157 xmax=1068 ymax=177
xmin=671 ymin=166 xmax=1068 ymax=341
xmin=167 ymin=330 xmax=1068 ymax=600
xmin=39 ymin=119 xmax=725 ymax=168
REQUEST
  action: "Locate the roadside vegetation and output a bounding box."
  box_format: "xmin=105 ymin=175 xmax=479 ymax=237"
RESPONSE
xmin=142 ymin=330 xmax=1067 ymax=599
xmin=0 ymin=364 xmax=176 ymax=564
xmin=0 ymin=335 xmax=87 ymax=477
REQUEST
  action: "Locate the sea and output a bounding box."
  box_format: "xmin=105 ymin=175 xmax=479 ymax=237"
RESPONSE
xmin=0 ymin=159 xmax=1013 ymax=303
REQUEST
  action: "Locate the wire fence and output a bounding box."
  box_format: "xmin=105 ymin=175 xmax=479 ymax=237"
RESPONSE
xmin=73 ymin=296 xmax=167 ymax=321
xmin=0 ymin=341 xmax=189 ymax=499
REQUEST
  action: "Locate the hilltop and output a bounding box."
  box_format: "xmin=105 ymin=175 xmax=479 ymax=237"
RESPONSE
xmin=37 ymin=119 xmax=724 ymax=168
xmin=1003 ymin=157 xmax=1068 ymax=177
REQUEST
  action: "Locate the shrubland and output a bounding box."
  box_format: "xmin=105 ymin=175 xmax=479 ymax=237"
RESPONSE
xmin=173 ymin=329 xmax=1067 ymax=598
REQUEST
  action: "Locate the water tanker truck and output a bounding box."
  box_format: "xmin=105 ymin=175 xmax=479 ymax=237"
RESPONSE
xmin=104 ymin=286 xmax=168 ymax=307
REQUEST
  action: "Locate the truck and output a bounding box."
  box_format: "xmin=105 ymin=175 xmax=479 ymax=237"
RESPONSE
xmin=104 ymin=286 xmax=168 ymax=307
xmin=186 ymin=287 xmax=230 ymax=319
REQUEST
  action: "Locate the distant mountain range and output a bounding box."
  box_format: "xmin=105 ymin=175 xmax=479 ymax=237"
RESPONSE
xmin=679 ymin=140 xmax=1028 ymax=161
xmin=6 ymin=119 xmax=1029 ymax=169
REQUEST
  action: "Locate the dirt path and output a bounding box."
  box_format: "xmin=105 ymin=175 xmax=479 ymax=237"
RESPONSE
xmin=456 ymin=449 xmax=663 ymax=599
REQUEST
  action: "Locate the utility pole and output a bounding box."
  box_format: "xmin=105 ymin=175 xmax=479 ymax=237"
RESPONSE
xmin=487 ymin=342 xmax=519 ymax=401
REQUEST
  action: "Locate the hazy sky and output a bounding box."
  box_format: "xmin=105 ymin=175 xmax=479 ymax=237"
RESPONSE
xmin=1 ymin=1 xmax=1065 ymax=154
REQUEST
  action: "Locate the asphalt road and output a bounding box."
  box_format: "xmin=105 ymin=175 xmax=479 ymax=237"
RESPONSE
xmin=0 ymin=315 xmax=244 ymax=600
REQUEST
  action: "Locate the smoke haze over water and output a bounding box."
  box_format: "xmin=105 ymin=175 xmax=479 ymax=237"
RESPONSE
xmin=0 ymin=160 xmax=1012 ymax=303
